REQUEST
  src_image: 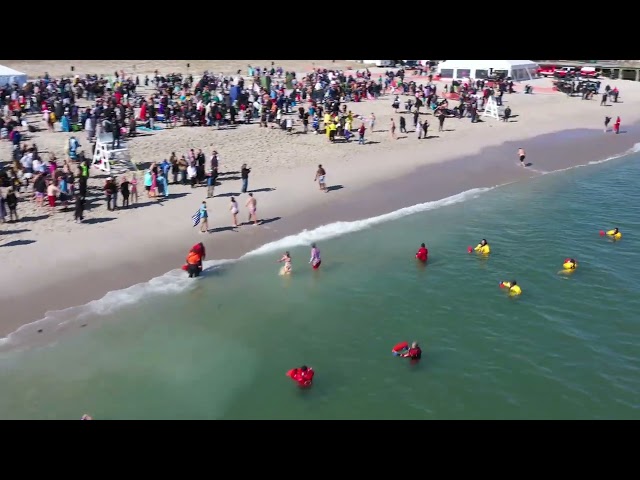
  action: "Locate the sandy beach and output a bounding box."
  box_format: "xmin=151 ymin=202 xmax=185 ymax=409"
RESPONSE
xmin=1 ymin=59 xmax=639 ymax=340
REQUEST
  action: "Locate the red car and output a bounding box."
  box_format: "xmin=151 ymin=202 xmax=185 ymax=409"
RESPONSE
xmin=537 ymin=65 xmax=557 ymax=77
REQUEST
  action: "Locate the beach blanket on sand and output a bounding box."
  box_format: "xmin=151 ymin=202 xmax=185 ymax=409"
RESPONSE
xmin=136 ymin=126 xmax=163 ymax=132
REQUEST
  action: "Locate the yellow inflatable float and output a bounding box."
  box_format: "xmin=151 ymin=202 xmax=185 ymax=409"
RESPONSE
xmin=468 ymin=239 xmax=491 ymax=255
xmin=562 ymin=258 xmax=578 ymax=270
xmin=600 ymin=228 xmax=622 ymax=240
xmin=500 ymin=281 xmax=522 ymax=296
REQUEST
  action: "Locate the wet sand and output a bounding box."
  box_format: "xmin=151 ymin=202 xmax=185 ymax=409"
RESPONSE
xmin=3 ymin=125 xmax=637 ymax=339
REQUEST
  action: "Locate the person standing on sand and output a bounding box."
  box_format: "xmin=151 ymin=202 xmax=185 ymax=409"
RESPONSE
xmin=518 ymin=148 xmax=526 ymax=167
xmin=5 ymin=188 xmax=18 ymax=222
xmin=315 ymin=164 xmax=327 ymax=192
xmin=358 ymin=123 xmax=366 ymax=145
xmin=438 ymin=112 xmax=446 ymax=132
xmin=74 ymin=194 xmax=85 ymax=223
xmin=604 ymin=116 xmax=612 ymax=132
xmin=614 ymin=116 xmax=621 ymax=134
xmin=130 ymin=174 xmax=138 ymax=203
xmin=390 ymin=118 xmax=397 ymax=140
xmin=369 ymin=113 xmax=376 ymax=132
xmin=120 ymin=176 xmax=130 ymax=208
xmin=245 ymin=193 xmax=258 ymax=225
xmin=47 ymin=180 xmax=60 ymax=212
xmin=229 ymin=197 xmax=240 ymax=227
xmin=241 ymin=164 xmax=251 ymax=193
xmin=199 ymin=201 xmax=209 ymax=233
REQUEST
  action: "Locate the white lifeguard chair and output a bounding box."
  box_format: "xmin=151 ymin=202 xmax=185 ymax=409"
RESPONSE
xmin=482 ymin=96 xmax=500 ymax=120
xmin=91 ymin=133 xmax=137 ymax=175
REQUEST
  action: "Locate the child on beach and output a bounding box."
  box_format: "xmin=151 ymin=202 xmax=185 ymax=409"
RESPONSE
xmin=131 ymin=174 xmax=138 ymax=203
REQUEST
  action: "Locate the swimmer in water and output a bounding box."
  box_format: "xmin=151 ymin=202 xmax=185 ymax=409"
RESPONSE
xmin=611 ymin=228 xmax=619 ymax=236
xmin=81 ymin=414 xmax=93 ymax=420
xmin=401 ymin=342 xmax=422 ymax=360
xmin=278 ymin=251 xmax=292 ymax=275
xmin=566 ymin=258 xmax=577 ymax=269
xmin=473 ymin=239 xmax=490 ymax=254
xmin=309 ymin=243 xmax=321 ymax=269
xmin=416 ymin=243 xmax=428 ymax=262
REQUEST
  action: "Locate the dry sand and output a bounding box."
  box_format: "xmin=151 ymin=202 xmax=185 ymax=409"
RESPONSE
xmin=1 ymin=60 xmax=639 ymax=338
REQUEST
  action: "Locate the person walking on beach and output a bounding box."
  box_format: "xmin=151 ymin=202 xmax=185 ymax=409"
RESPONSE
xmin=422 ymin=120 xmax=429 ymax=139
xmin=245 ymin=193 xmax=258 ymax=225
xmin=369 ymin=113 xmax=376 ymax=132
xmin=604 ymin=116 xmax=612 ymax=132
xmin=518 ymin=148 xmax=526 ymax=167
xmin=315 ymin=164 xmax=327 ymax=192
xmin=399 ymin=116 xmax=407 ymax=134
xmin=614 ymin=116 xmax=621 ymax=134
xmin=390 ymin=118 xmax=397 ymax=140
xmin=199 ymin=201 xmax=209 ymax=233
xmin=241 ymin=163 xmax=251 ymax=193
xmin=229 ymin=197 xmax=239 ymax=227
xmin=416 ymin=120 xmax=423 ymax=139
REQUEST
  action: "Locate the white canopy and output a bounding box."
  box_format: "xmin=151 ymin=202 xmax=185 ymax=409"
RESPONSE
xmin=437 ymin=60 xmax=539 ymax=81
xmin=0 ymin=64 xmax=28 ymax=86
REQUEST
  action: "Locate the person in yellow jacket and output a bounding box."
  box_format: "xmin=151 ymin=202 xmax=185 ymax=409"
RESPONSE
xmin=474 ymin=239 xmax=491 ymax=255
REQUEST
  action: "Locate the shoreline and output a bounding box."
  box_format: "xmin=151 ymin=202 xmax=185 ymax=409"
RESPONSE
xmin=2 ymin=125 xmax=638 ymax=347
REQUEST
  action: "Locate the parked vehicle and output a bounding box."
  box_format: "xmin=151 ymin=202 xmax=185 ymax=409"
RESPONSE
xmin=537 ymin=65 xmax=557 ymax=77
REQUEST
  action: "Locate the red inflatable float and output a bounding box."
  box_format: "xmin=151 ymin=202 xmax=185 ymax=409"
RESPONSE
xmin=392 ymin=341 xmax=409 ymax=356
xmin=287 ymin=366 xmax=315 ymax=388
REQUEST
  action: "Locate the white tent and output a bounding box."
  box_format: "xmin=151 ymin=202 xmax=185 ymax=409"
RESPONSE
xmin=0 ymin=65 xmax=28 ymax=86
xmin=437 ymin=60 xmax=539 ymax=81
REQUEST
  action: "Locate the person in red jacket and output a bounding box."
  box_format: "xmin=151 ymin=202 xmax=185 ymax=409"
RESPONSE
xmin=287 ymin=365 xmax=315 ymax=387
xmin=416 ymin=243 xmax=428 ymax=262
xmin=401 ymin=342 xmax=422 ymax=361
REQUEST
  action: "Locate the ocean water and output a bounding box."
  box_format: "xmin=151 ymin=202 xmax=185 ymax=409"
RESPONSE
xmin=1 ymin=151 xmax=639 ymax=420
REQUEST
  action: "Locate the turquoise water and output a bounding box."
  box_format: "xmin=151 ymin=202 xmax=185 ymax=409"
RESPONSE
xmin=1 ymin=154 xmax=639 ymax=419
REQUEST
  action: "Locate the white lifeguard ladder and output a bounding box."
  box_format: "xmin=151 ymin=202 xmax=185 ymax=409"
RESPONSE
xmin=91 ymin=133 xmax=137 ymax=175
xmin=482 ymin=96 xmax=500 ymax=120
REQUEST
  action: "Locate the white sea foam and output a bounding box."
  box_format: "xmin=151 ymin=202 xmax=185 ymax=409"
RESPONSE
xmin=3 ymin=144 xmax=639 ymax=351
xmin=242 ymin=187 xmax=496 ymax=258
xmin=0 ymin=259 xmax=235 ymax=350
